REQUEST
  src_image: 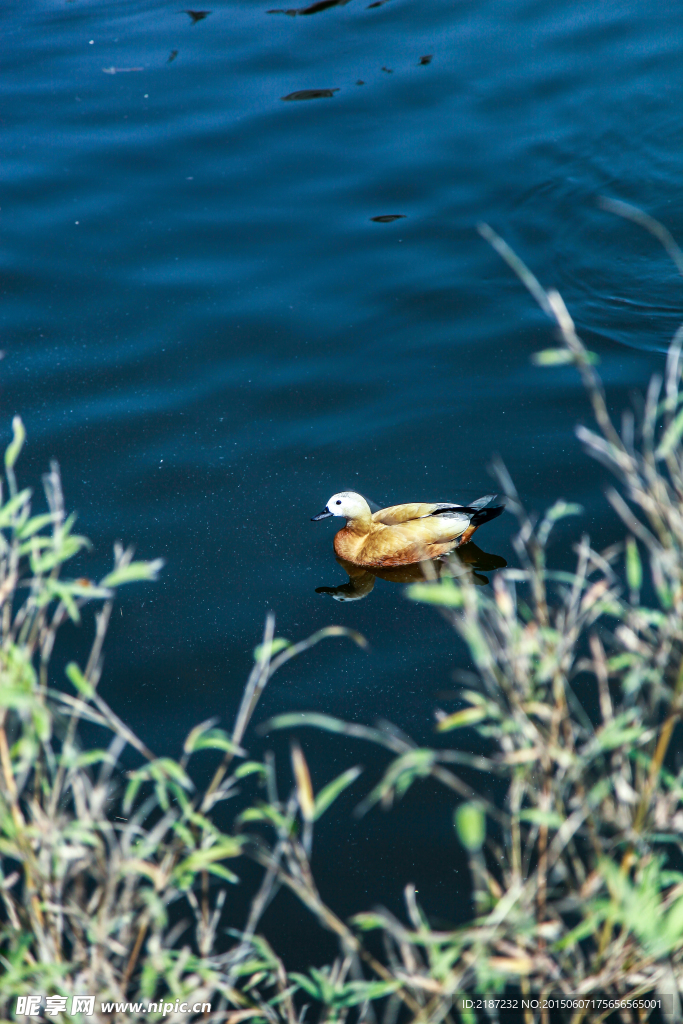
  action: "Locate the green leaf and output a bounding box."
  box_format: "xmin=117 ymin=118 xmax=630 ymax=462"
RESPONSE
xmin=43 ymin=581 xmax=81 ymax=623
xmin=537 ymin=500 xmax=584 ymax=546
xmin=72 ymin=749 xmax=115 ymax=769
xmin=207 ymin=863 xmax=240 ymax=883
xmin=184 ymin=725 xmax=243 ymax=755
xmin=18 ymin=535 xmax=53 ymax=555
xmin=625 ymin=536 xmax=642 ymax=592
xmin=594 ymin=714 xmax=647 ymax=752
xmin=313 ymin=766 xmax=362 ymax=820
xmin=124 ymin=776 xmax=144 ymax=814
xmin=555 ymin=908 xmax=607 ymax=951
xmin=341 ymin=981 xmax=400 ymax=1005
xmin=265 ymin=712 xmax=353 ymax=735
xmin=31 ymin=704 xmax=51 ymax=741
xmin=167 ymin=780 xmax=191 ymax=811
xmin=235 ymin=761 xmax=268 ymax=780
xmin=406 ymin=579 xmax=464 ymax=607
xmin=124 ymin=758 xmax=194 ymax=816
xmin=192 ymin=731 xmax=243 ymax=753
xmin=656 ymin=406 xmax=683 ymax=458
xmin=4 ymin=416 xmax=26 ymax=470
xmin=357 ymin=750 xmax=436 ymax=815
xmin=350 ymin=912 xmax=391 ymax=932
xmin=172 ymin=821 xmax=196 ymax=848
xmin=455 ymin=802 xmax=485 ymax=851
xmin=532 ymin=349 xmax=599 ymax=366
xmin=183 ymin=718 xmax=219 ymax=754
xmin=543 ymin=499 xmax=583 ymax=522
xmin=152 ymin=758 xmax=194 ymax=790
xmin=65 ymin=662 xmax=94 ymax=699
xmin=253 ymin=637 xmax=291 ymax=662
xmin=0 ymin=489 xmax=33 ymax=530
xmin=262 ymin=712 xmax=390 ymax=749
xmin=290 ymin=974 xmax=322 ymax=1000
xmin=17 ymin=512 xmax=56 ymax=539
xmin=531 ymin=348 xmax=574 ymax=366
xmin=238 ymin=804 xmax=292 ymax=831
xmin=586 ymin=777 xmax=612 ymax=807
xmin=238 ymin=807 xmax=271 ymax=824
xmin=60 ymin=580 xmax=111 ymax=600
xmin=607 ymin=652 xmax=639 ymax=672
xmin=30 ymin=534 xmax=90 ymax=574
xmin=172 ymin=840 xmax=243 ymax=882
xmin=518 ymin=808 xmax=564 ymax=829
xmin=436 ymin=706 xmax=487 ymax=732
xmin=100 ymin=558 xmax=165 ymax=588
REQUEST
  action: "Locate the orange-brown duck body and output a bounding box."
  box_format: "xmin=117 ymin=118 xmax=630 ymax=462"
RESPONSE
xmin=311 ymin=491 xmax=504 ymax=568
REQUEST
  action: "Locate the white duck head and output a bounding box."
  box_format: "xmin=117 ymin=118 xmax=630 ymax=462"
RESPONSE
xmin=311 ymin=491 xmax=372 ymax=522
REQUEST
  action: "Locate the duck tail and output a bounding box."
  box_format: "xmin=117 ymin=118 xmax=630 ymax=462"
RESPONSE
xmin=469 ymin=502 xmax=505 ymax=528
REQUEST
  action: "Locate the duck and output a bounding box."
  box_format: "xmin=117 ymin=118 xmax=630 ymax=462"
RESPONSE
xmin=311 ymin=491 xmax=505 ymax=567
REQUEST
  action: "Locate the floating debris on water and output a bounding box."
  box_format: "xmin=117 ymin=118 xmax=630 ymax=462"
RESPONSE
xmin=102 ymin=67 xmax=144 ymax=74
xmin=419 ymin=54 xmax=433 ymax=65
xmin=299 ymin=0 xmax=349 ymax=12
xmin=281 ymin=88 xmax=340 ymax=100
xmin=183 ymin=9 xmax=211 ymax=22
xmin=269 ymin=0 xmax=350 ymax=13
xmin=356 ymin=79 xmax=365 ymax=85
xmin=370 ymin=215 xmax=406 ymax=223
xmin=168 ymin=49 xmax=179 ymax=63
xmin=381 ymin=66 xmax=393 ymax=73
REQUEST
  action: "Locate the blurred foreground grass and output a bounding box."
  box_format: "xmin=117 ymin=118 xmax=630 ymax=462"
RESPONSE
xmin=4 ymin=205 xmax=683 ymax=1022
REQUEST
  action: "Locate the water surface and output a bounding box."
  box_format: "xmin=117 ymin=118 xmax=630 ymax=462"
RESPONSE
xmin=2 ymin=0 xmax=682 ymax=960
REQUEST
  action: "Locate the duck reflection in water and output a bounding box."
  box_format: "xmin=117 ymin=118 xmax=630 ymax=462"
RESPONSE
xmin=316 ymin=543 xmax=507 ymax=602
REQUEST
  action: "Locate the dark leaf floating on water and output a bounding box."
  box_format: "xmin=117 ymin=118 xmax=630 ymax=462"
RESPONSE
xmin=302 ymin=0 xmax=348 ymax=13
xmin=371 ymin=214 xmax=406 ymax=223
xmin=367 ymin=1 xmax=389 ymax=7
xmin=356 ymin=79 xmax=365 ymax=85
xmin=419 ymin=54 xmax=433 ymax=65
xmin=268 ymin=0 xmax=348 ymax=13
xmin=281 ymin=88 xmax=340 ymax=101
xmin=381 ymin=66 xmax=393 ymax=73
xmin=168 ymin=49 xmax=179 ymax=63
xmin=183 ymin=9 xmax=211 ymax=22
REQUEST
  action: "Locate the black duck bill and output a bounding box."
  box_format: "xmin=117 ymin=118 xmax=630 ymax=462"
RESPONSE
xmin=311 ymin=506 xmax=333 ymax=521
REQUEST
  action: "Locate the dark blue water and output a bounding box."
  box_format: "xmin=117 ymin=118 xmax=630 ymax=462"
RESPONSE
xmin=3 ymin=0 xmax=682 ymax=959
